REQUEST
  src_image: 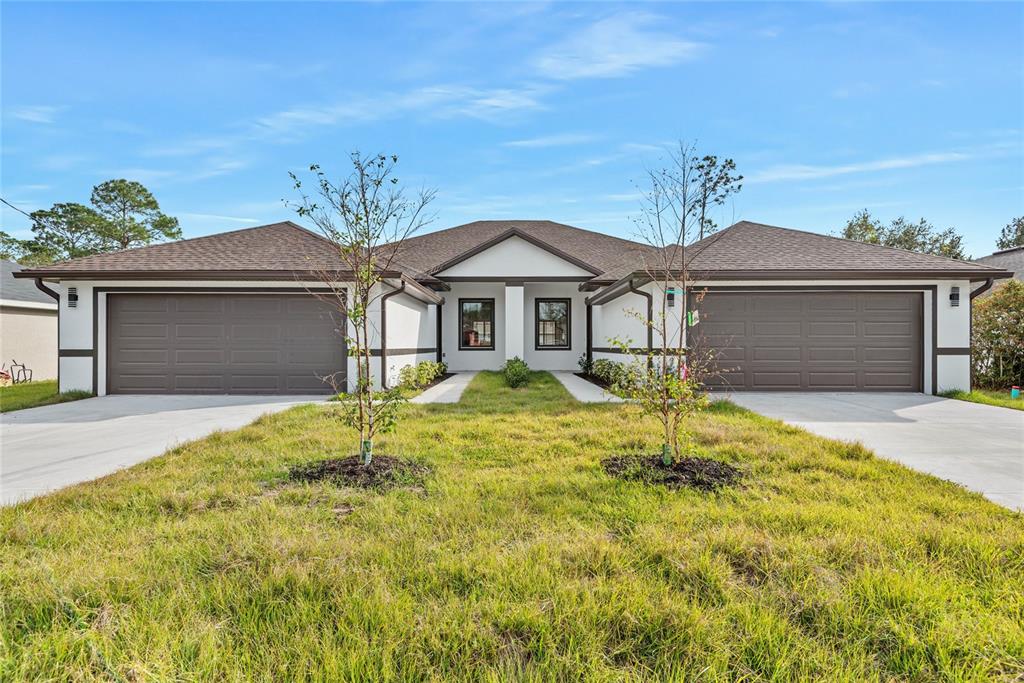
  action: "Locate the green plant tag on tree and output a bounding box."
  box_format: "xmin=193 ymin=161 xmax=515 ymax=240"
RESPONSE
xmin=361 ymin=440 xmax=373 ymax=466
xmin=662 ymin=443 xmax=672 ymax=466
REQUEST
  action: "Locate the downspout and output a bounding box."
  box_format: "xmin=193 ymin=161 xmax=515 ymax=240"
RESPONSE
xmin=378 ymin=281 xmax=406 ymax=389
xmin=628 ymin=279 xmax=653 ymax=367
xmin=34 ymin=278 xmax=59 ymax=301
xmin=969 ymin=278 xmax=994 ymax=300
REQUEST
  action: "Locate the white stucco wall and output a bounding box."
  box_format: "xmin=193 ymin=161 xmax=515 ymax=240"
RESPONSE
xmin=436 ymin=235 xmax=593 ymax=278
xmin=590 ymin=281 xmax=685 ymax=355
xmin=381 ymin=290 xmax=438 ymax=387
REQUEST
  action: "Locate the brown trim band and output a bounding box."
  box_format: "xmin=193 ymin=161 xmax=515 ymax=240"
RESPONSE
xmin=58 ymin=349 xmax=94 ymax=357
xmin=936 ymin=347 xmax=971 ymax=355
xmin=440 ymin=276 xmax=591 ymax=283
xmin=371 ymin=348 xmax=437 ymax=357
xmin=593 ymin=347 xmax=687 ymax=354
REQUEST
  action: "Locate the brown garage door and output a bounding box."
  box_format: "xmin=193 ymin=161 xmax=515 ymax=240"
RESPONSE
xmin=694 ymin=291 xmax=922 ymax=391
xmin=107 ymin=293 xmax=345 ymax=394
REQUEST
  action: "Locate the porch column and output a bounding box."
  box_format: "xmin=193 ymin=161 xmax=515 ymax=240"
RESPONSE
xmin=505 ymin=282 xmax=524 ymax=360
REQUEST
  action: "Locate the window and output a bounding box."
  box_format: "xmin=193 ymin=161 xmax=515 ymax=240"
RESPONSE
xmin=535 ymin=298 xmax=570 ymax=349
xmin=459 ymin=299 xmax=495 ymax=350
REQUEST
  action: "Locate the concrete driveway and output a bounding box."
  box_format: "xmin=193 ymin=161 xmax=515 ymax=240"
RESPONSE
xmin=1 ymin=394 xmax=324 ymax=505
xmin=726 ymin=392 xmax=1024 ymax=511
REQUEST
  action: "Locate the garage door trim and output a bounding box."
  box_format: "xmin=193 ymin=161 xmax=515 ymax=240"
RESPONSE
xmin=94 ymin=287 xmax=344 ymax=395
xmin=688 ymin=284 xmax=936 ymax=393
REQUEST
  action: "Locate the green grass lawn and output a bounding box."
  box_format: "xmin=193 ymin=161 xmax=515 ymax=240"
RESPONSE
xmin=2 ymin=372 xmax=1021 ymax=680
xmin=940 ymin=388 xmax=1024 ymax=412
xmin=0 ymin=380 xmax=91 ymax=413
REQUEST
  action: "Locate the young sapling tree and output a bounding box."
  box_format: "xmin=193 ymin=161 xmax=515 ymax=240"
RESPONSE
xmin=289 ymin=152 xmax=435 ymax=465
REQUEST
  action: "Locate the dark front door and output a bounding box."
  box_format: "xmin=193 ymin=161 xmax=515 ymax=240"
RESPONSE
xmin=694 ymin=291 xmax=923 ymax=391
xmin=107 ymin=293 xmax=346 ymax=394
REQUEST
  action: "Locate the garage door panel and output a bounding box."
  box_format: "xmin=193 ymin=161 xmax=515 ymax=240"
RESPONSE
xmin=119 ymin=323 xmax=169 ymax=339
xmin=752 ymin=321 xmax=802 ymax=337
xmin=864 ymin=371 xmax=916 ymax=388
xmin=174 ymin=297 xmax=225 ymax=313
xmin=864 ymin=347 xmax=913 ymax=362
xmin=695 ymin=291 xmax=921 ymax=391
xmin=808 ymin=346 xmax=856 ymax=362
xmin=751 ymin=295 xmax=802 ymax=312
xmin=231 ymin=298 xmax=283 ymax=314
xmin=108 ymin=293 xmax=345 ymax=395
xmin=807 ymin=371 xmax=859 ymax=388
xmin=808 ymin=321 xmax=858 ymax=337
xmin=751 ymin=371 xmax=802 ymax=388
xmin=175 ymin=349 xmax=227 ymax=364
xmin=752 ymin=346 xmax=801 ymax=361
xmin=808 ymin=294 xmax=856 ymax=312
xmin=864 ymin=321 xmax=914 ymax=337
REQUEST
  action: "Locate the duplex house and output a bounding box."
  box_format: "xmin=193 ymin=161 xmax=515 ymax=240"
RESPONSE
xmin=15 ymin=219 xmax=1009 ymax=396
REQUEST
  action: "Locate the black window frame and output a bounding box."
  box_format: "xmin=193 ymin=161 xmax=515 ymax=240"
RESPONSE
xmin=458 ymin=298 xmax=496 ymax=351
xmin=534 ymin=298 xmax=571 ymax=350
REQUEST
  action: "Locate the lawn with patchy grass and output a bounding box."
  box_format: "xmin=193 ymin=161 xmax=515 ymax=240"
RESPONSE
xmin=2 ymin=372 xmax=1022 ymax=680
xmin=0 ymin=380 xmax=91 ymax=413
xmin=940 ymin=388 xmax=1024 ymax=412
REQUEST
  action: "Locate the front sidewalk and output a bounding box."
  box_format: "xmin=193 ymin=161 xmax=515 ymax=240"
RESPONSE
xmin=551 ymin=371 xmax=624 ymax=403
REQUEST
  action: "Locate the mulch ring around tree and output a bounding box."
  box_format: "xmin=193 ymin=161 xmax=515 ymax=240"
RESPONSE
xmin=289 ymin=455 xmax=430 ymax=491
xmin=602 ymin=454 xmax=741 ymax=491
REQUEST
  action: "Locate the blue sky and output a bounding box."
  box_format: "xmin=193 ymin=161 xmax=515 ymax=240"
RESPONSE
xmin=2 ymin=2 xmax=1022 ymax=257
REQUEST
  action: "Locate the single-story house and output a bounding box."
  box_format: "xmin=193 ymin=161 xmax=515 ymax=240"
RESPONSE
xmin=14 ymin=220 xmax=1010 ymax=396
xmin=1 ymin=259 xmax=58 ymax=380
xmin=974 ymin=245 xmax=1023 ymax=284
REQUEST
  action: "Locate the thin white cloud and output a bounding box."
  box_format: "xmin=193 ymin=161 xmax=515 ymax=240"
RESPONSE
xmin=178 ymin=212 xmax=260 ymax=224
xmin=503 ymin=133 xmax=597 ymax=148
xmin=534 ymin=12 xmax=705 ymax=80
xmin=604 ymin=192 xmax=643 ymax=202
xmin=36 ymin=154 xmax=88 ymax=171
xmin=9 ymin=105 xmax=62 ymax=124
xmin=748 ymin=150 xmax=979 ymax=183
xmin=252 ymin=84 xmax=546 ymax=139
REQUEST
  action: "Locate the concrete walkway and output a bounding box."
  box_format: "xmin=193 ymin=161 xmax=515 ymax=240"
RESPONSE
xmin=410 ymin=372 xmax=477 ymax=404
xmin=1 ymin=394 xmax=323 ymax=505
xmin=725 ymin=392 xmax=1024 ymax=511
xmin=552 ymin=371 xmax=624 ymax=403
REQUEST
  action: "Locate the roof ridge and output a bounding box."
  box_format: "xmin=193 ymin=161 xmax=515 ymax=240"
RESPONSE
xmin=731 ymin=220 xmax=1002 ymax=270
xmin=401 ymin=219 xmax=655 ymax=250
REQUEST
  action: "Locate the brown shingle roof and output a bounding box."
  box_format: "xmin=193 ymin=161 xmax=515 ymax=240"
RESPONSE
xmin=16 ymin=218 xmax=1010 ymax=283
xmin=16 ymin=222 xmax=351 ymax=277
xmin=679 ymin=221 xmax=1008 ymax=277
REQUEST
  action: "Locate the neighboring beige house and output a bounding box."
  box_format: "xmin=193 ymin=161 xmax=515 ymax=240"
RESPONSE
xmin=1 ymin=259 xmax=58 ymax=380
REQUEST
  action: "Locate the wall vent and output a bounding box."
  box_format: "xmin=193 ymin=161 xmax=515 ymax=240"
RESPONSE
xmin=67 ymin=287 xmax=78 ymax=308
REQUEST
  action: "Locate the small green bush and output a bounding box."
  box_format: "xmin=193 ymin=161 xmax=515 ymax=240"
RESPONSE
xmin=398 ymin=360 xmax=448 ymax=389
xmin=590 ymin=358 xmax=636 ymax=389
xmin=503 ymin=357 xmax=530 ymax=388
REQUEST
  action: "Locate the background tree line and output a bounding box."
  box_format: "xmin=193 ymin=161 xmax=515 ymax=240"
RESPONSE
xmin=838 ymin=210 xmax=1023 ymax=259
xmin=1 ymin=179 xmax=179 ymax=265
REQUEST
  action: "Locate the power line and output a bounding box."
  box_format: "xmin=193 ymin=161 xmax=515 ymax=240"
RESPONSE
xmin=0 ymin=197 xmax=34 ymax=219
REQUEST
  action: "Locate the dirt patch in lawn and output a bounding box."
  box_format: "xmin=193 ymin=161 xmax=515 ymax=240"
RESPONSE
xmin=289 ymin=455 xmax=430 ymax=491
xmin=602 ymin=454 xmax=741 ymax=491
